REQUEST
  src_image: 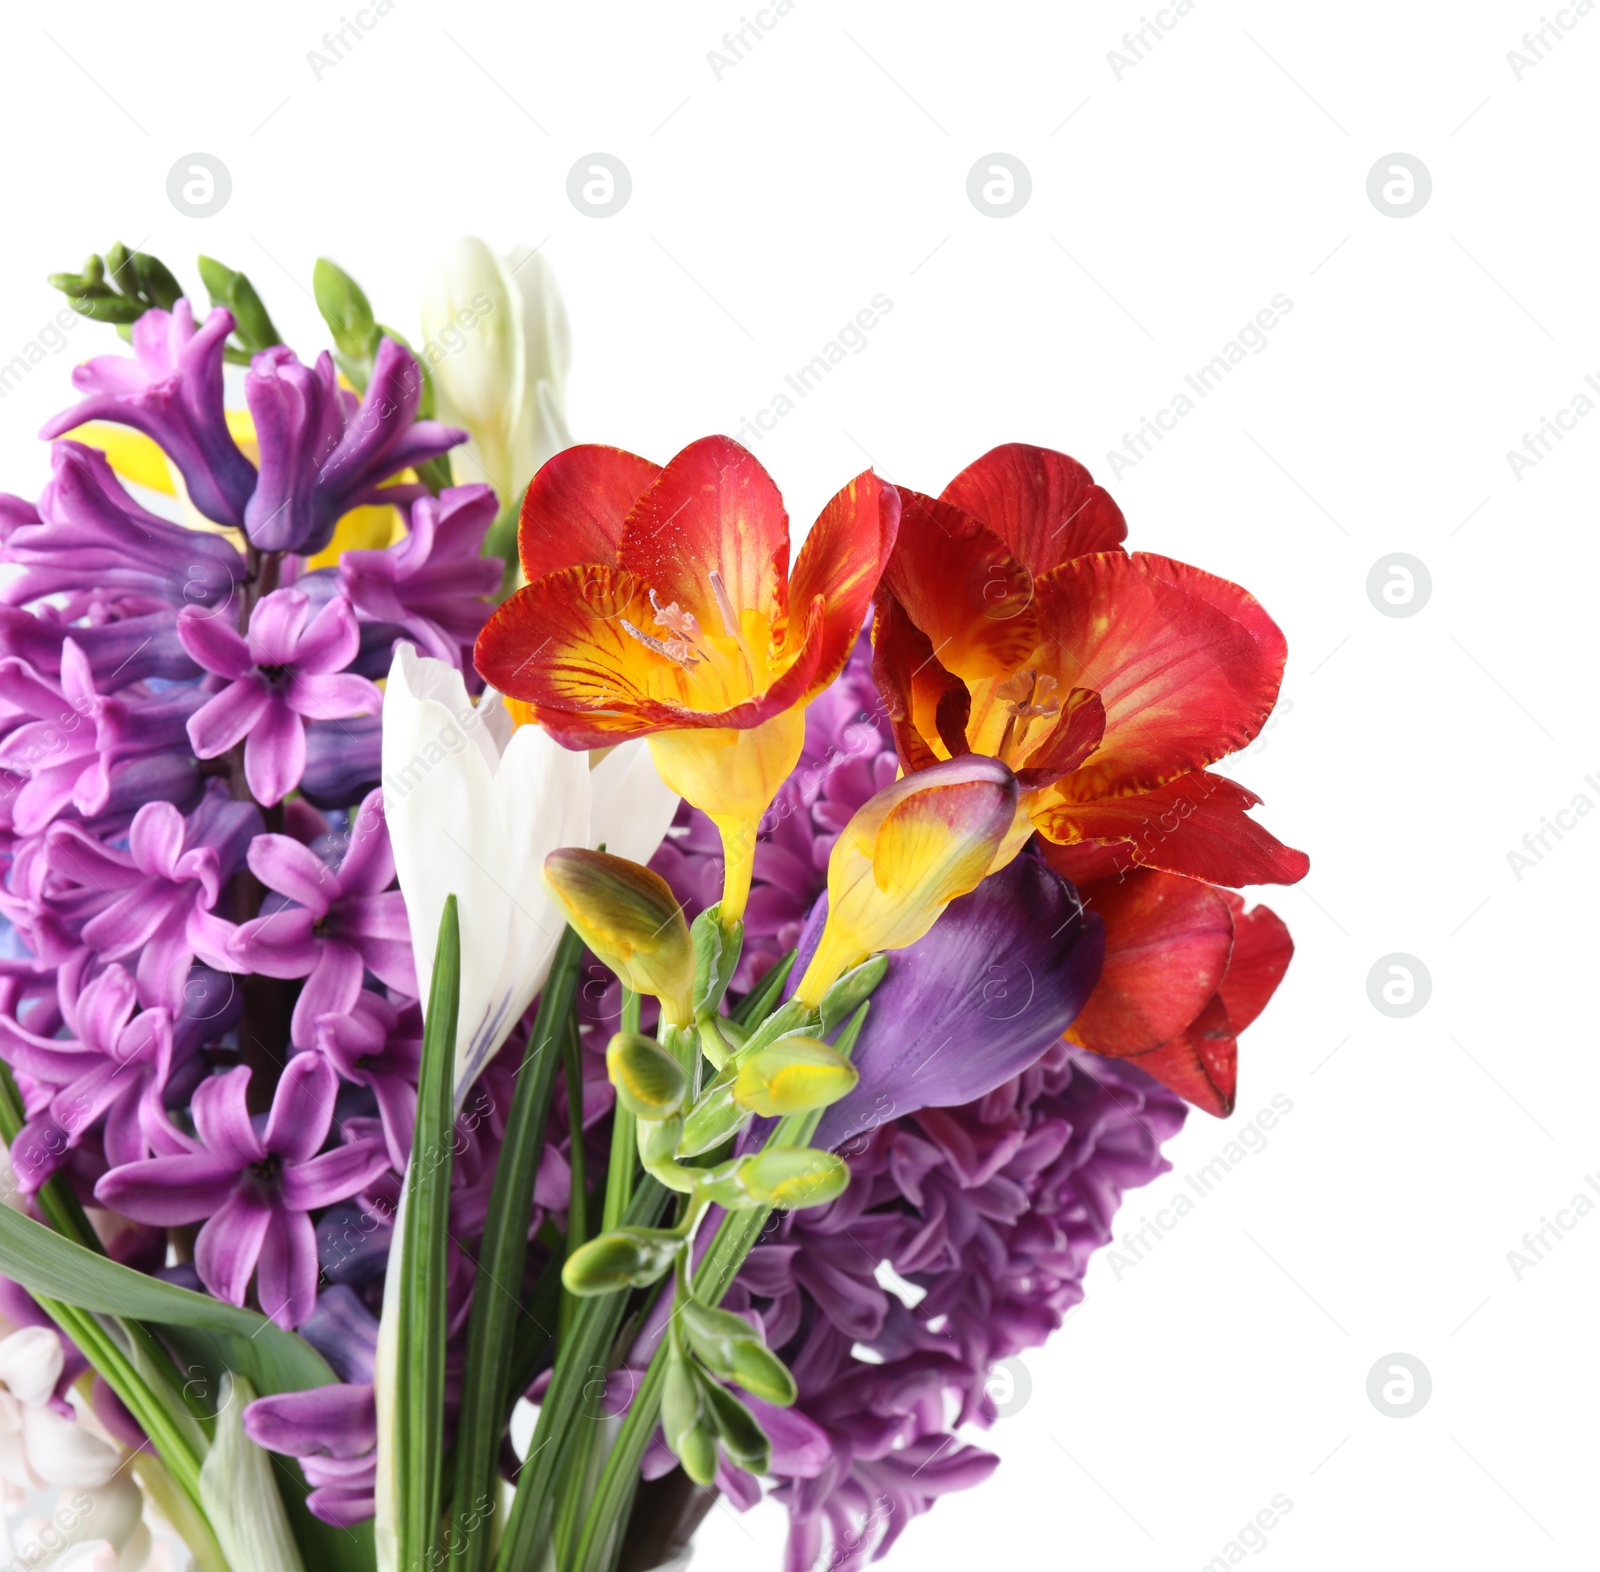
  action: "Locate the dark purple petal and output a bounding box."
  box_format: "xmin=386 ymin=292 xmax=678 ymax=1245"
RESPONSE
xmin=244 ymin=1380 xmax=376 ymax=1459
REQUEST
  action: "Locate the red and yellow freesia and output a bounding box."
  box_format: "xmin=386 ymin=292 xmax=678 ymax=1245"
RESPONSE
xmin=872 ymin=443 xmax=1308 ymax=888
xmin=474 ymin=436 xmax=900 ymax=926
xmin=1049 ymin=853 xmax=1294 ymax=1115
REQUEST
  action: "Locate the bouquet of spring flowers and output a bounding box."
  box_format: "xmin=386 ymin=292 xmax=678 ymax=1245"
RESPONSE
xmin=0 ymin=236 xmax=1306 ymax=1572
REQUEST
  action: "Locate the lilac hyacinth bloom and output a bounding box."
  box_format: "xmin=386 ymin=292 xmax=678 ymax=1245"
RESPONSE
xmin=39 ymin=302 xmax=257 ymax=527
xmin=0 ymin=442 xmax=246 ymax=609
xmin=312 ymin=990 xmax=421 ymax=1171
xmin=29 ymin=794 xmax=255 ymax=1007
xmin=0 ymin=962 xmax=178 ymax=1191
xmin=0 ymin=637 xmax=204 ymax=833
xmin=244 ymin=339 xmax=464 ymax=555
xmin=178 ymin=588 xmax=380 ymax=805
xmin=230 ymin=789 xmax=415 ymax=1048
xmin=96 ymin=1054 xmax=391 ymax=1328
xmin=337 ymin=484 xmax=502 ymax=664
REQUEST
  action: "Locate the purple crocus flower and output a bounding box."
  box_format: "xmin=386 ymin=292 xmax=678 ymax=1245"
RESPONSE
xmin=178 ymin=588 xmax=380 ymax=806
xmin=0 ymin=638 xmax=204 ymax=833
xmin=0 ymin=442 xmax=246 ymax=610
xmin=96 ymin=1054 xmax=391 ymax=1328
xmin=39 ymin=302 xmax=257 ymax=527
xmin=805 ymin=850 xmax=1104 ymax=1151
xmin=337 ymin=485 xmax=502 ymax=664
xmin=244 ymin=339 xmax=464 ymax=555
xmin=33 ymin=793 xmax=256 ymax=1008
xmin=0 ymin=961 xmax=180 ymax=1191
xmin=229 ymin=789 xmax=415 ymax=1048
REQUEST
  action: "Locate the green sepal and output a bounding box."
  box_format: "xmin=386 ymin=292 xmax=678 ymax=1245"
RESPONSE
xmin=817 ymin=954 xmax=889 ymax=1035
xmin=697 ymin=1373 xmax=770 ymax=1474
xmin=728 ymin=1339 xmax=798 ymax=1407
xmin=678 ymin=1071 xmax=743 ymax=1159
xmin=312 ymin=257 xmax=380 ymax=388
xmin=196 ymin=255 xmax=280 ymax=352
xmin=691 ymin=904 xmax=743 ymax=1018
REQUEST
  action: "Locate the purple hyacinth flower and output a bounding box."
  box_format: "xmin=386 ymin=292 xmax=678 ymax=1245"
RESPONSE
xmin=301 ymin=714 xmax=382 ymax=808
xmin=0 ymin=602 xmax=200 ymax=688
xmin=95 ymin=1054 xmax=391 ymax=1328
xmin=312 ymin=990 xmax=421 ymax=1170
xmin=178 ymin=588 xmax=380 ymax=806
xmin=0 ymin=442 xmax=246 ymax=610
xmin=1 ymin=961 xmax=180 ymax=1192
xmin=38 ymin=303 xmax=257 ymax=528
xmin=337 ymin=485 xmax=501 ymax=664
xmin=37 ymin=794 xmax=256 ymax=1009
xmin=229 ymin=789 xmax=415 ymax=1048
xmin=244 ymin=339 xmax=464 ymax=556
xmin=806 ymin=850 xmax=1104 ymax=1151
xmin=0 ymin=638 xmax=204 ymax=833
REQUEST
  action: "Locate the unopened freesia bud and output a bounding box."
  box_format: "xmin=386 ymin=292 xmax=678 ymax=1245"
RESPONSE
xmin=733 ymin=1037 xmax=858 ymax=1118
xmin=543 ymin=849 xmax=695 ymax=1024
xmin=606 ymin=1031 xmax=688 ymax=1120
xmin=794 ymin=756 xmax=1021 ymax=1006
xmin=561 ymin=1225 xmax=682 ymax=1294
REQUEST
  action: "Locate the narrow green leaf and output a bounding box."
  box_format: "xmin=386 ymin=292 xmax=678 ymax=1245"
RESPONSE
xmin=398 ymin=896 xmax=462 ymax=1572
xmin=448 ymin=926 xmax=582 ymax=1572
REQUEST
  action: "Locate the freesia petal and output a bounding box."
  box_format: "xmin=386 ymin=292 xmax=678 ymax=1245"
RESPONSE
xmin=1035 ymin=552 xmax=1288 ymax=798
xmin=618 ymin=435 xmax=789 ymax=629
xmin=1216 ymin=893 xmax=1293 ymax=1031
xmin=882 ymin=489 xmax=1039 ymax=681
xmin=939 ymin=443 xmax=1127 ymax=574
xmin=785 ymin=471 xmax=899 ymax=688
xmin=1128 ymin=994 xmax=1237 ymax=1116
xmin=1036 ymin=772 xmax=1310 ymax=887
xmin=1068 ymin=870 xmax=1235 ymax=1055
xmin=517 ymin=443 xmax=660 ymax=584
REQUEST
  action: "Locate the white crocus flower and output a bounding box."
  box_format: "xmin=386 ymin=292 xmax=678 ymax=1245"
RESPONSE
xmin=419 ymin=237 xmax=571 ymax=510
xmin=0 ymin=1327 xmax=152 ymax=1572
xmin=374 ymin=644 xmax=680 ymax=1572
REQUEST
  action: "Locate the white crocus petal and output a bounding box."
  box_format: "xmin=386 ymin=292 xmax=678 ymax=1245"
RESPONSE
xmin=419 ymin=237 xmax=523 ymax=504
xmin=503 ymin=244 xmax=572 ymax=488
xmin=589 ymin=741 xmax=682 ymax=867
xmin=20 ymin=1405 xmax=120 ymax=1488
xmin=198 ymin=1374 xmax=304 ymax=1572
xmin=0 ymin=1327 xmax=63 ymax=1408
xmin=381 ymin=645 xmax=590 ymax=1105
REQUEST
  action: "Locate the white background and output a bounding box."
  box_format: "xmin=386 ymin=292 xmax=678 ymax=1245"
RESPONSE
xmin=2 ymin=2 xmax=1597 ymax=1568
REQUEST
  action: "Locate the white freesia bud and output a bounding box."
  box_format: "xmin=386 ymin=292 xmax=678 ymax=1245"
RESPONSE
xmin=419 ymin=237 xmax=571 ymax=509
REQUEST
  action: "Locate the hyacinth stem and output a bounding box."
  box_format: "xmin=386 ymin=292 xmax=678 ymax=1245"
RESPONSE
xmin=567 ymin=999 xmax=871 ymax=1572
xmin=447 ymin=926 xmax=583 ymax=1572
xmin=601 ymin=990 xmax=643 ymax=1234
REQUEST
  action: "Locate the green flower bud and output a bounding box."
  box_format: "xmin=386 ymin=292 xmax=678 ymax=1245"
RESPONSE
xmin=543 ymin=850 xmax=695 ymax=1026
xmin=560 ymin=1225 xmax=681 ymax=1295
xmin=606 ymin=1031 xmax=687 ymax=1120
xmin=197 ymin=255 xmax=280 ymax=352
xmin=313 ymin=257 xmax=380 ymax=386
xmin=662 ymin=1351 xmax=719 ymax=1485
xmin=733 ymin=1037 xmax=858 ymax=1118
xmin=693 ymin=1146 xmax=850 ymax=1212
xmin=699 ymin=1379 xmax=770 ymax=1474
xmin=728 ymin=1339 xmax=798 ymax=1408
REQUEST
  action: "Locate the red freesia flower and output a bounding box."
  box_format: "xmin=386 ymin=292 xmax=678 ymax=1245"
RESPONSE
xmin=474 ymin=435 xmax=900 ymax=923
xmin=872 ymin=442 xmax=1308 ymax=888
xmin=1051 ymin=856 xmax=1294 ymax=1115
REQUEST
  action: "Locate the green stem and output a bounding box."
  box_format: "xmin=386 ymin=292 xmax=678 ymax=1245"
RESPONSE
xmin=559 ymin=1018 xmax=590 ymax=1348
xmin=448 ymin=927 xmax=583 ymax=1572
xmin=602 ymin=992 xmax=643 ymax=1234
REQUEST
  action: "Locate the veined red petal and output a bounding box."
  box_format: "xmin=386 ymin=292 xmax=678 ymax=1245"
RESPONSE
xmin=1215 ymin=894 xmax=1293 ymax=1031
xmin=870 ymin=595 xmax=969 ymax=771
xmin=1035 ymin=552 xmax=1287 ymax=798
xmin=518 ymin=444 xmax=661 ymax=585
xmin=883 ymin=489 xmax=1039 ymax=680
xmin=785 ymin=471 xmax=899 ymax=690
xmin=1127 ymin=995 xmax=1238 ymax=1116
xmin=1035 ymin=771 xmax=1310 ymax=887
xmin=618 ymin=435 xmax=789 ymax=632
xmin=1014 ymin=688 xmax=1105 ymax=788
xmin=476 ymin=566 xmax=828 ymax=749
xmin=1069 ymin=869 xmax=1235 ymax=1056
xmin=939 ymin=444 xmax=1127 ymax=575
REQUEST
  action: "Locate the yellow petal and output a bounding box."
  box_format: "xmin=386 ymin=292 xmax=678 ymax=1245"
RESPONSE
xmin=59 ymin=423 xmax=176 ymax=495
